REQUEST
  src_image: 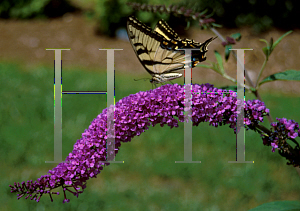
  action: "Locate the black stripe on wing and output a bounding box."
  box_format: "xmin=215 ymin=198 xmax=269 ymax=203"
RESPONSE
xmin=126 ymin=16 xmax=217 ymax=81
xmin=127 ymin=16 xmax=185 ymax=75
xmin=153 ymin=19 xmax=179 ymax=40
xmin=127 ymin=16 xmax=164 ymax=75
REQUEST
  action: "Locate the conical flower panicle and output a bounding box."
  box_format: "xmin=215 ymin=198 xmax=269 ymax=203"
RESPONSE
xmin=10 ymin=83 xmax=298 ymax=203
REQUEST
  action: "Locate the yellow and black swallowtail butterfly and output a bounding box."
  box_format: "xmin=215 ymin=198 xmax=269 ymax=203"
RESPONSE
xmin=126 ymin=16 xmax=216 ymax=84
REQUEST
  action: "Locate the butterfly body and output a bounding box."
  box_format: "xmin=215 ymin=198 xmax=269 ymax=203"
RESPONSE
xmin=126 ymin=16 xmax=216 ymax=84
xmin=151 ymin=73 xmax=183 ymax=84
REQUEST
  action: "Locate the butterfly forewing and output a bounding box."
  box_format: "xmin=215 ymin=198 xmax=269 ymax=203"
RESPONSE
xmin=127 ymin=16 xmax=162 ymax=75
xmin=153 ymin=20 xmax=179 ymax=40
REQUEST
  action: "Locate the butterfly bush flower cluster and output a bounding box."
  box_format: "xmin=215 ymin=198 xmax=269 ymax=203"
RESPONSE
xmin=261 ymin=118 xmax=300 ymax=166
xmin=9 ymin=83 xmax=299 ymax=203
xmin=263 ymin=118 xmax=299 ymax=151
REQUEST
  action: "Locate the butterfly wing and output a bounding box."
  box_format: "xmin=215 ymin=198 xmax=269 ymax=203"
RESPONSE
xmin=152 ymin=43 xmax=187 ymax=74
xmin=126 ymin=16 xmax=216 ymax=83
xmin=126 ymin=16 xmax=162 ymax=76
xmin=127 ymin=16 xmax=187 ymax=76
xmin=153 ymin=19 xmax=216 ymax=72
xmin=152 ymin=19 xmax=186 ymax=73
xmin=177 ymin=36 xmax=217 ymax=67
xmin=153 ymin=19 xmax=179 ymax=40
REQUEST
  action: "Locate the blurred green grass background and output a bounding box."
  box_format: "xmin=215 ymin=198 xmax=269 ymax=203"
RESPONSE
xmin=1 ymin=62 xmax=300 ymax=211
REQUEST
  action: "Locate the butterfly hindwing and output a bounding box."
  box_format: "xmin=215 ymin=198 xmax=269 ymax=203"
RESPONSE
xmin=153 ymin=46 xmax=186 ymax=74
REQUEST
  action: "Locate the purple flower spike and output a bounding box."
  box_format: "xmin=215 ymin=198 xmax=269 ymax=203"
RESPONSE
xmin=10 ymin=83 xmax=271 ymax=203
xmin=262 ymin=117 xmax=300 ymax=155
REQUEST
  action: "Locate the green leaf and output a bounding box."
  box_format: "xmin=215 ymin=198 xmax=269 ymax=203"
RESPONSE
xmin=198 ymin=9 xmax=208 ymax=16
xmin=197 ymin=62 xmax=219 ymax=73
xmin=260 ymin=31 xmax=292 ymax=60
xmin=197 ymin=64 xmax=212 ymax=69
xmin=205 ymin=11 xmax=214 ymax=18
xmin=197 ymin=61 xmax=222 ymax=75
xmin=211 ymin=23 xmax=222 ymax=27
xmin=272 ymin=30 xmax=293 ymax=50
xmin=211 ymin=62 xmax=221 ymax=74
xmin=259 ymin=39 xmax=269 ymax=46
xmin=214 ymin=51 xmax=224 ymax=75
xmin=262 ymin=47 xmax=269 ymax=59
xmin=230 ymin=33 xmax=241 ymax=41
xmin=248 ymin=200 xmax=300 ymax=211
xmin=259 ymin=70 xmax=300 ymax=86
xmin=225 ymin=45 xmax=232 ymax=61
xmin=259 ymin=39 xmax=270 ymax=59
xmin=269 ymin=37 xmax=273 ymax=54
xmin=184 ymin=21 xmax=190 ymax=30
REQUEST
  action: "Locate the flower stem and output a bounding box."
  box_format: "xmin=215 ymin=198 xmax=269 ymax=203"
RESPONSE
xmin=209 ymin=27 xmax=274 ymax=123
xmin=255 ymin=58 xmax=267 ymax=89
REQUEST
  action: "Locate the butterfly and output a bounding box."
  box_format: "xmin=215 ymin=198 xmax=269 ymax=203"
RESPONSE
xmin=126 ymin=16 xmax=216 ymax=84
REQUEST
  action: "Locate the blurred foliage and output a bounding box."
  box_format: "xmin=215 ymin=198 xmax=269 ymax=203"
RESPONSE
xmin=171 ymin=0 xmax=299 ymax=33
xmin=93 ymin=0 xmax=173 ymax=37
xmin=93 ymin=0 xmax=209 ymax=37
xmin=95 ymin=0 xmax=299 ymax=36
xmin=94 ymin=0 xmax=135 ymax=37
xmin=0 ymin=0 xmax=298 ymax=35
xmin=0 ymin=0 xmax=78 ymax=19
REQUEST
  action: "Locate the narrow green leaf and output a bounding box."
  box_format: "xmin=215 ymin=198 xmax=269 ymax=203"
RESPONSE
xmin=269 ymin=37 xmax=273 ymax=54
xmin=214 ymin=51 xmax=224 ymax=74
xmin=259 ymin=39 xmax=270 ymax=58
xmin=230 ymin=33 xmax=241 ymax=41
xmin=259 ymin=70 xmax=300 ymax=86
xmin=262 ymin=47 xmax=269 ymax=59
xmin=211 ymin=23 xmax=222 ymax=27
xmin=248 ymin=200 xmax=300 ymax=211
xmin=272 ymin=30 xmax=293 ymax=50
xmin=198 ymin=9 xmax=208 ymax=16
xmin=269 ymin=37 xmax=273 ymax=49
xmin=212 ymin=63 xmax=220 ymax=73
xmin=205 ymin=11 xmax=214 ymax=18
xmin=259 ymin=39 xmax=269 ymax=46
xmin=225 ymin=45 xmax=232 ymax=61
xmin=197 ymin=64 xmax=212 ymax=69
xmin=198 ymin=61 xmax=223 ymax=75
xmin=184 ymin=21 xmax=190 ymax=30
